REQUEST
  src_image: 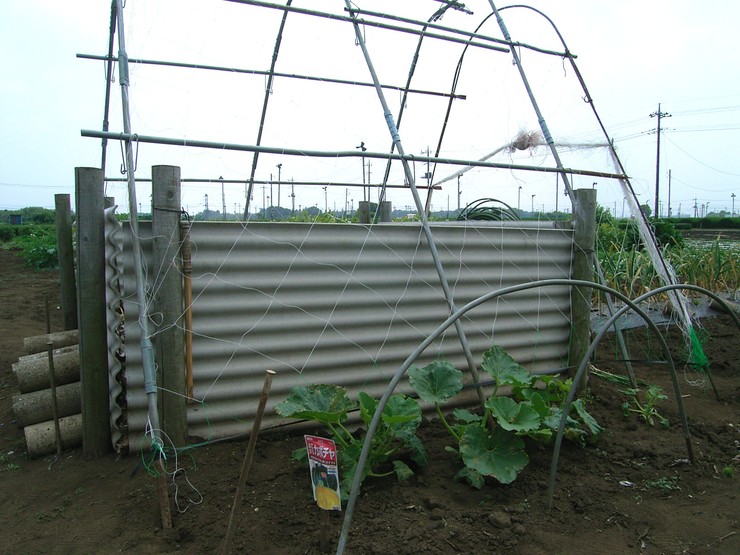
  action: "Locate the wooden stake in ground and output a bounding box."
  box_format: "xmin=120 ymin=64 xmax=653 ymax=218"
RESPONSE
xmin=221 ymin=370 xmax=276 ymax=555
xmin=157 ymin=459 xmax=173 ymax=530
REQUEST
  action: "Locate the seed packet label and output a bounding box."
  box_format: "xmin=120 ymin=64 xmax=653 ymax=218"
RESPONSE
xmin=304 ymin=435 xmax=341 ymax=511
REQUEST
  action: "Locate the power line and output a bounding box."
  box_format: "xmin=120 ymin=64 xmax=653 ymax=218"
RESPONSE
xmin=664 ymin=136 xmax=740 ymax=176
xmin=670 ymin=104 xmax=740 ymax=116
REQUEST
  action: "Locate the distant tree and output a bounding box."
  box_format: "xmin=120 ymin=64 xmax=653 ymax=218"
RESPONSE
xmin=20 ymin=207 xmax=55 ymax=224
xmin=596 ymin=204 xmax=614 ymax=224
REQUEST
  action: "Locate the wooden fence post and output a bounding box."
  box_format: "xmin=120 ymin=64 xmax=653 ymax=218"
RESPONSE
xmin=75 ymin=167 xmax=111 ymax=457
xmin=55 ymin=194 xmax=78 ymax=331
xmin=569 ymin=188 xmax=597 ymax=393
xmin=151 ymin=165 xmax=186 ymax=446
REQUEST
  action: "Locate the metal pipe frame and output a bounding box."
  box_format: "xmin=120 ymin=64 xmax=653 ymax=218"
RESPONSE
xmin=77 ymin=53 xmax=467 ymax=101
xmin=224 ymin=0 xmax=510 ymax=53
xmin=81 ymin=130 xmax=628 ymax=180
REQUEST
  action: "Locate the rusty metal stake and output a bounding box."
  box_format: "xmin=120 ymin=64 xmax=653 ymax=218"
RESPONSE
xmin=46 ymin=341 xmax=63 ymax=459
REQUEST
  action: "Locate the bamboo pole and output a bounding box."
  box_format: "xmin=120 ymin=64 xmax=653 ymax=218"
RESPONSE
xmin=113 ymin=1 xmax=170 ymax=529
xmin=180 ymin=219 xmax=194 ymax=402
xmin=222 ymin=370 xmax=276 ymax=555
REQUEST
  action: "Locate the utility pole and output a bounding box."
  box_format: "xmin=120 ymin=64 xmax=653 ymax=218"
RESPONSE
xmin=220 ymin=176 xmax=226 ymax=220
xmin=323 ymin=186 xmax=328 ymax=212
xmin=518 ymin=186 xmax=522 ymax=211
xmin=650 ymin=103 xmax=671 ymax=218
xmin=291 ymin=179 xmax=295 ymax=214
xmin=732 ymin=192 xmax=736 ymax=216
xmin=531 ymin=194 xmax=536 ymax=214
xmin=422 ymin=146 xmax=432 ymax=192
xmin=276 ymin=163 xmax=282 ymax=208
xmin=668 ymin=169 xmax=672 ymax=217
xmin=356 ymin=141 xmax=366 ymax=201
xmin=457 ymin=175 xmax=462 ymax=212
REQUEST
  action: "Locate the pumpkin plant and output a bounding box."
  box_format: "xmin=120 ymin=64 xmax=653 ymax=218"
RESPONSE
xmin=275 ymin=384 xmax=427 ymax=497
xmin=409 ymin=345 xmax=602 ymax=488
xmin=621 ymin=384 xmax=670 ymax=428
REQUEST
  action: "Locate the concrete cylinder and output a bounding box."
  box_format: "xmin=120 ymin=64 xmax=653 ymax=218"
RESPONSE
xmin=378 ymin=201 xmax=392 ymax=222
xmin=24 ymin=414 xmax=82 ymax=457
xmin=12 ymin=382 xmax=82 ymax=428
xmin=357 ymin=201 xmax=371 ymax=223
xmin=12 ymin=348 xmax=80 ymax=393
xmin=16 ymin=345 xmax=78 ymax=364
xmin=23 ymin=330 xmax=79 ymax=355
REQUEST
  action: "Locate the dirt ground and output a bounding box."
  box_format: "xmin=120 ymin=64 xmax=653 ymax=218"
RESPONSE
xmin=0 ymin=248 xmax=738 ymax=555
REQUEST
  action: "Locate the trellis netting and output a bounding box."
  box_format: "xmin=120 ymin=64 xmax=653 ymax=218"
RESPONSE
xmin=86 ymin=0 xmax=708 ymax=457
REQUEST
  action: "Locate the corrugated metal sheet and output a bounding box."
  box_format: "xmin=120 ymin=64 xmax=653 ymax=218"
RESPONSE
xmin=118 ymin=220 xmax=574 ymax=451
xmin=103 ymin=207 xmax=125 ymax=451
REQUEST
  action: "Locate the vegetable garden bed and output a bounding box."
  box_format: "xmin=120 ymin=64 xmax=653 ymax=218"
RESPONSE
xmin=0 ymin=249 xmax=738 ymax=554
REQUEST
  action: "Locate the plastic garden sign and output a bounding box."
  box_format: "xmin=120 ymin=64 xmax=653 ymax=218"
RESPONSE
xmin=304 ymin=435 xmax=341 ymax=511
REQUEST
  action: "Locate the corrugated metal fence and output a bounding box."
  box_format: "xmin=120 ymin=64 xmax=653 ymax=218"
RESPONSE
xmin=117 ymin=220 xmax=574 ymax=451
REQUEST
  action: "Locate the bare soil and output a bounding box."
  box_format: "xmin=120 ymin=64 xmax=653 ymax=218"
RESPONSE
xmin=0 ymin=248 xmax=738 ymax=555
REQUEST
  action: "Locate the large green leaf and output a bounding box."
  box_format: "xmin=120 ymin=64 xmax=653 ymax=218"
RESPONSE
xmin=572 ymin=398 xmax=603 ymax=436
xmin=404 ymin=434 xmax=429 ymax=467
xmin=339 ymin=442 xmax=363 ymax=497
xmin=521 ymin=390 xmax=549 ymax=418
xmin=274 ymin=384 xmax=356 ymax=425
xmin=522 ymin=428 xmax=553 ymax=442
xmin=357 ymin=391 xmax=378 ymax=426
xmin=382 ymin=394 xmax=422 ymax=427
xmin=392 ymin=460 xmax=414 ymax=481
xmin=452 ymin=408 xmax=482 ymax=424
xmin=486 ymin=396 xmax=541 ymax=433
xmin=459 ymin=426 xmax=529 ymax=484
xmin=481 ymin=345 xmax=534 ymax=388
xmin=454 ymin=466 xmax=485 ymax=489
xmin=408 ymin=361 xmax=463 ymax=403
xmin=358 ymin=392 xmax=421 ymax=433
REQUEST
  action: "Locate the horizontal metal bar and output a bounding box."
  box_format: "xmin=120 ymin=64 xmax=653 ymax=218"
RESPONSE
xmin=103 ymin=177 xmax=440 ymax=190
xmin=77 ymin=54 xmax=466 ymax=101
xmin=82 ymin=130 xmax=628 ymax=180
xmin=223 ymin=0 xmax=509 ymax=54
xmin=348 ymin=7 xmax=574 ymax=59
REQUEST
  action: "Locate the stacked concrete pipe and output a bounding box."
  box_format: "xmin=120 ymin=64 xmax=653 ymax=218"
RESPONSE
xmin=11 ymin=330 xmax=82 ymax=456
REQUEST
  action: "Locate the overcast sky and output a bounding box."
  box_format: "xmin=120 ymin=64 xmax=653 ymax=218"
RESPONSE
xmin=1 ymin=0 xmax=738 ymax=218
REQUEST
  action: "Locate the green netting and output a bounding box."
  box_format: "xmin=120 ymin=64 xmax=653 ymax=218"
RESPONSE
xmin=688 ymin=326 xmax=709 ymax=370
